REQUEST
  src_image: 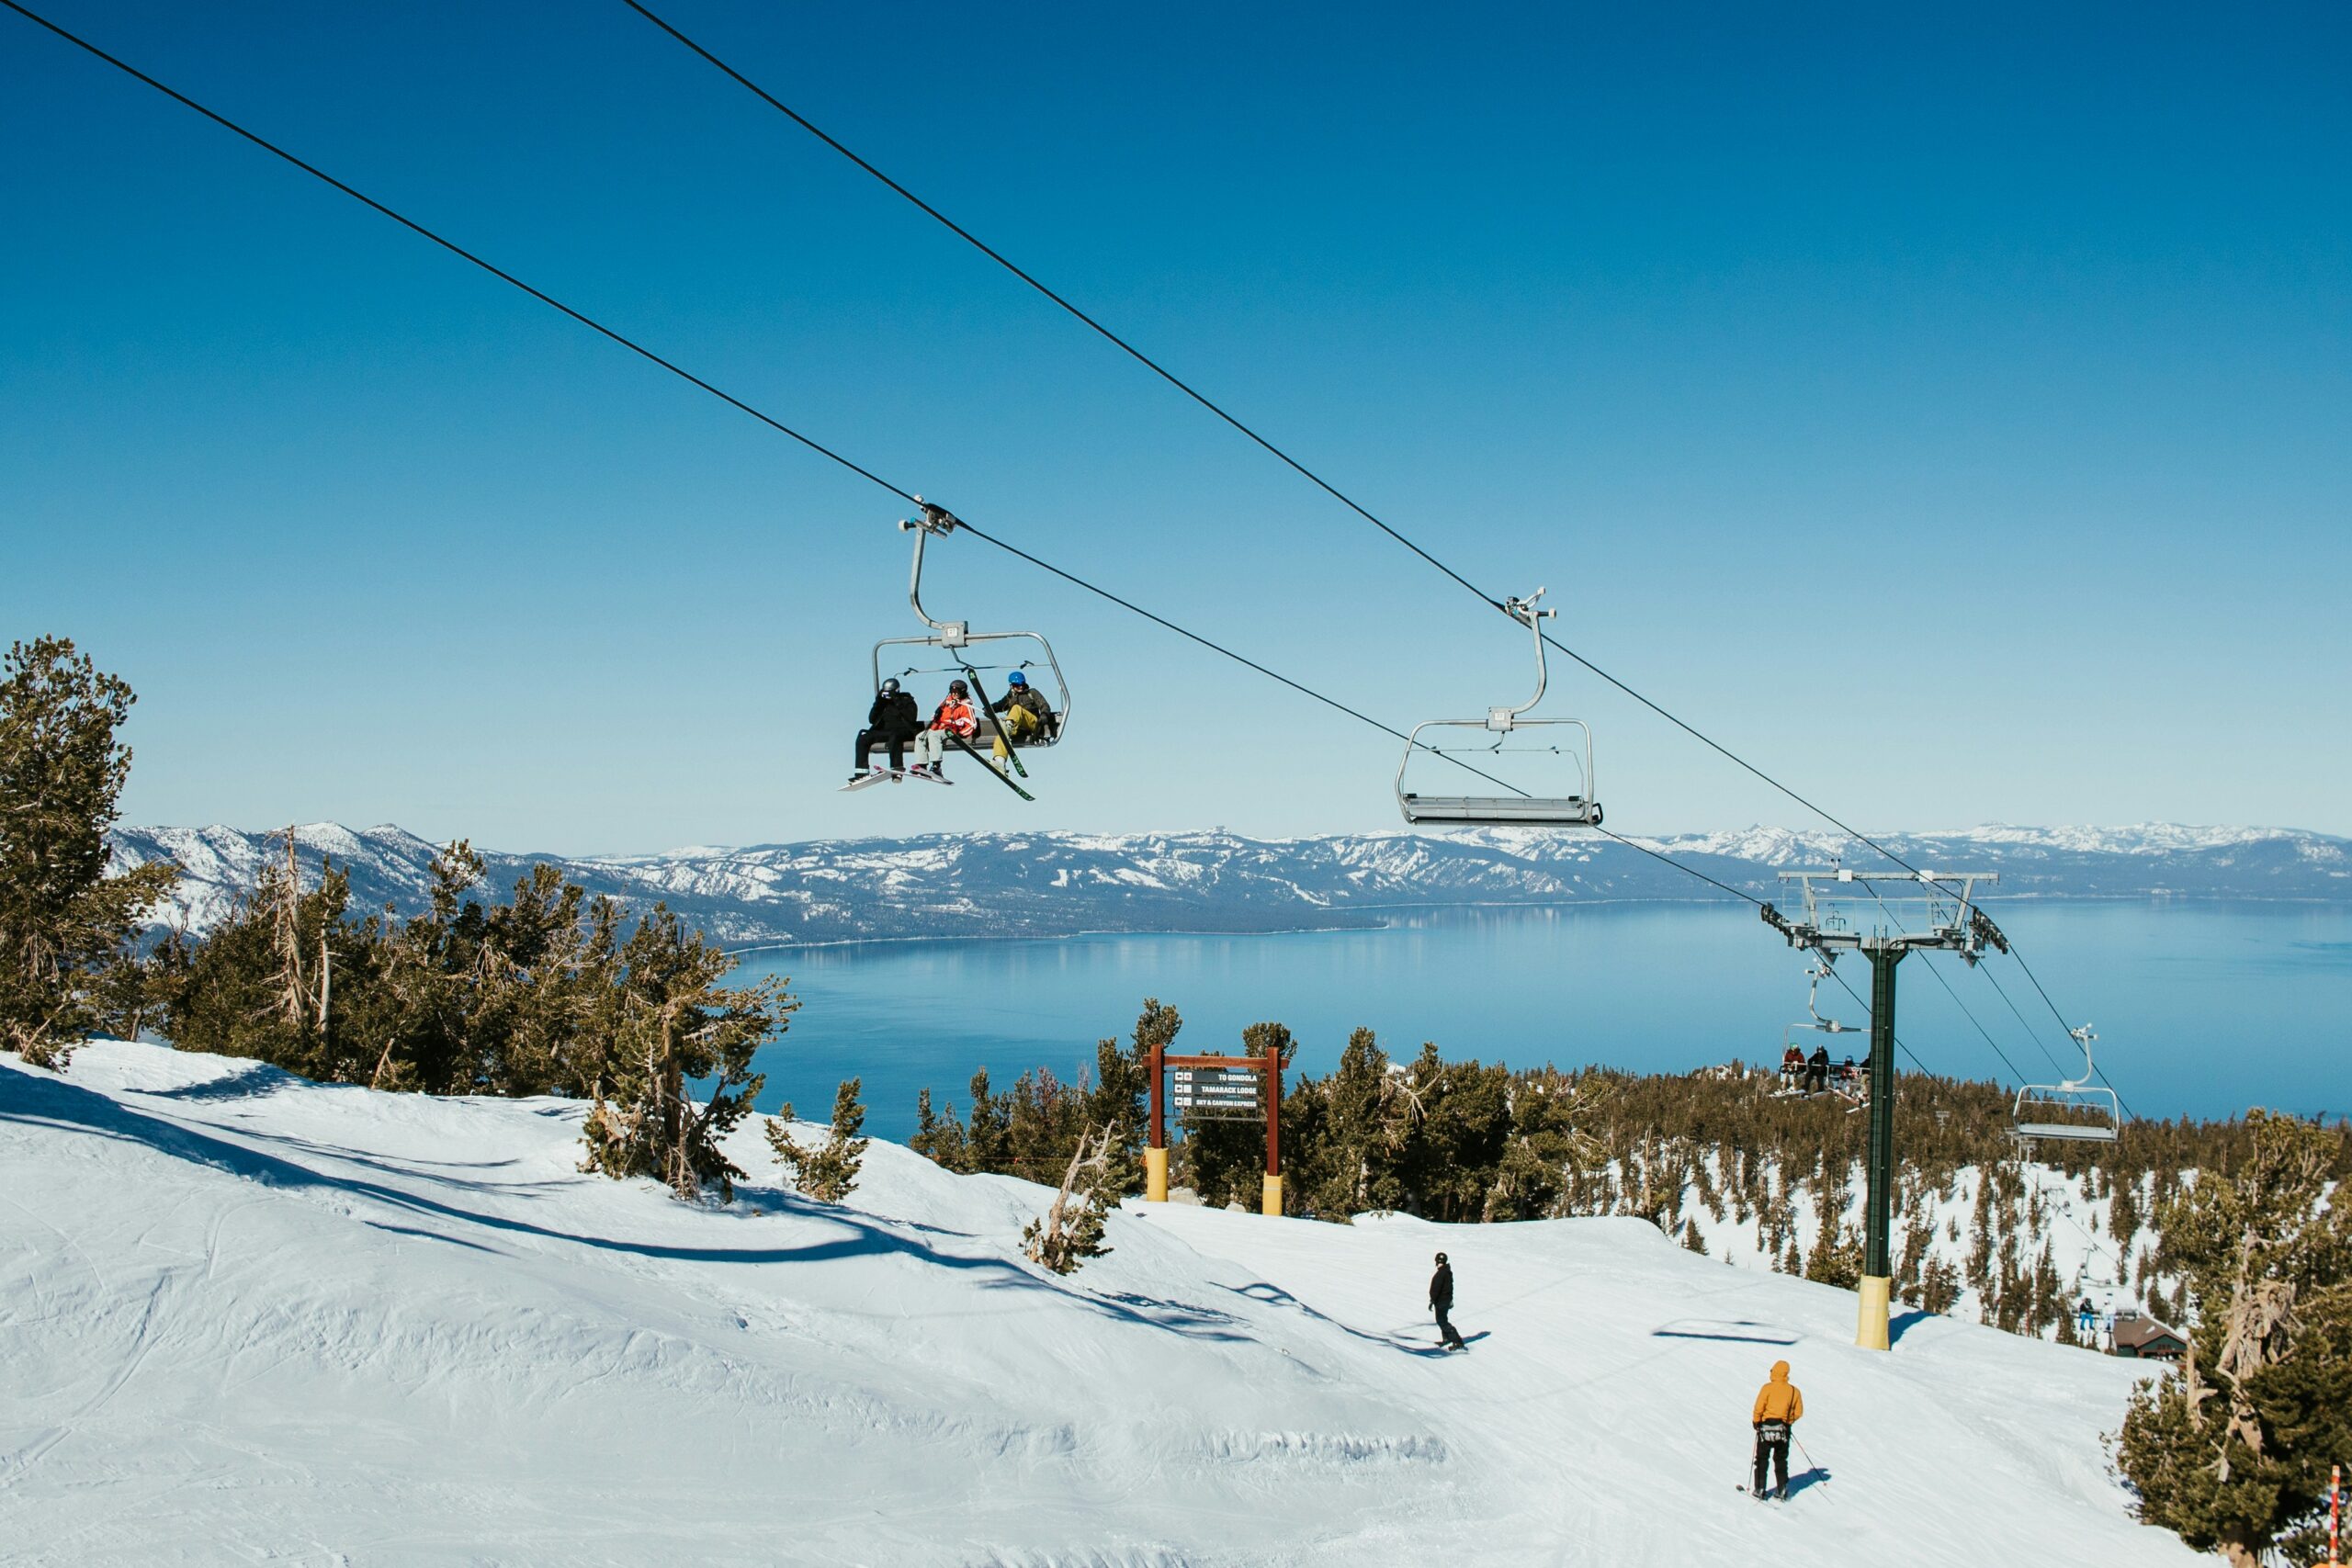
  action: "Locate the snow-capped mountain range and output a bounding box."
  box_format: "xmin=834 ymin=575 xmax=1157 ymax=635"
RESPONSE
xmin=109 ymin=821 xmax=2351 ymax=946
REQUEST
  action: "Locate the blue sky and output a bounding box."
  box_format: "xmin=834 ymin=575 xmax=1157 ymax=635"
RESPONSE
xmin=4 ymin=1 xmax=2346 ymax=853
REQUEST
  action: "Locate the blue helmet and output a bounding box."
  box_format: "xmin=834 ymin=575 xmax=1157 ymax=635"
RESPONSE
xmin=1007 ymin=671 xmax=1028 ymax=686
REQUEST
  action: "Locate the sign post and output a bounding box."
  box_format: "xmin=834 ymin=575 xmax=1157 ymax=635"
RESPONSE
xmin=1145 ymin=1047 xmax=1283 ymax=1215
xmin=1261 ymin=1035 xmax=1283 ymax=1216
xmin=1146 ymin=1034 xmax=1168 ymax=1202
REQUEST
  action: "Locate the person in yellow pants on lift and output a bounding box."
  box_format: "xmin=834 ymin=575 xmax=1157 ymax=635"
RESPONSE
xmin=989 ymin=670 xmax=1054 ymax=760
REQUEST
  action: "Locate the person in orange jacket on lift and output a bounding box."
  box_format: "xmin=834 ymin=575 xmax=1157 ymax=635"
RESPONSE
xmin=908 ymin=679 xmax=978 ymax=781
xmin=1750 ymin=1359 xmax=1804 ymax=1500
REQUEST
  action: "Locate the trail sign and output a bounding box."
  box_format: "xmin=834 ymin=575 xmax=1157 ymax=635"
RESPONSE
xmin=1148 ymin=1049 xmax=1283 ymax=1212
xmin=1172 ymin=1066 xmax=1261 ymax=1118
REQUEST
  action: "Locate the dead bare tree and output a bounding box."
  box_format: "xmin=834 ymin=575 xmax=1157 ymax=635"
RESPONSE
xmin=1023 ymin=1123 xmax=1117 ymax=1275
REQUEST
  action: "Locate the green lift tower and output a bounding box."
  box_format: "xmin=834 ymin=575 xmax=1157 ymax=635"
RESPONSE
xmin=1761 ymin=869 xmax=2007 ymax=1351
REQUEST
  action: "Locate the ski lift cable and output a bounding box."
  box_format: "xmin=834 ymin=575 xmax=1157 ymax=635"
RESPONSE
xmin=0 ymin=1 xmax=920 ymax=509
xmin=621 ymin=0 xmax=1915 ymax=866
xmin=1814 ymin=965 xmax=1933 ymax=1077
xmin=17 ymin=0 xmax=2093 ymax=1077
xmin=619 ymin=0 xmax=2124 ymax=1098
xmin=1979 ymin=956 xmax=2138 ymax=1122
xmin=1850 ymin=876 xmax=2068 ymax=1085
xmin=2001 ymin=948 xmax=2133 ymax=1114
xmin=3 ymin=0 xmax=1539 ymax=804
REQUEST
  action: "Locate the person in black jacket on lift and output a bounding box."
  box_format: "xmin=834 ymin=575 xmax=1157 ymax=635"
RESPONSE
xmin=853 ymin=678 xmax=922 ymax=781
xmin=1430 ymin=1251 xmax=1467 ymax=1351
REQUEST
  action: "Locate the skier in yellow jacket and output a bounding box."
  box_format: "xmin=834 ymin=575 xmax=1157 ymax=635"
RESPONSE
xmin=1750 ymin=1360 xmax=1804 ymax=1499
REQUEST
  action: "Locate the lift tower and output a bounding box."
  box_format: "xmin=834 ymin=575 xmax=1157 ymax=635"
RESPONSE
xmin=1761 ymin=869 xmax=2007 ymax=1351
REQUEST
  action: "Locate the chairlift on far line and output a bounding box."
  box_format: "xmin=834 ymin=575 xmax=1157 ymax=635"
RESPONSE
xmin=1771 ymin=957 xmax=1862 ymax=1101
xmin=2012 ymin=1024 xmax=2121 ymax=1145
xmin=1396 ymin=588 xmax=1601 ymax=828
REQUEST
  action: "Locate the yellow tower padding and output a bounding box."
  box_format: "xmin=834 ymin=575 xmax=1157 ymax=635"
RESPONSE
xmin=1261 ymin=1173 xmax=1283 ymax=1216
xmin=1145 ymin=1145 xmax=1169 ymax=1203
xmin=1856 ymin=1274 xmax=1892 ymax=1351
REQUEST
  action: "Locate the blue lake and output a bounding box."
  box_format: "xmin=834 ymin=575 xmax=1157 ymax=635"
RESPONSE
xmin=733 ymin=901 xmax=2352 ymax=1140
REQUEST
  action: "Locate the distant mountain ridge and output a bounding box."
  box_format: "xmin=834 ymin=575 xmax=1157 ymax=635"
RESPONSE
xmin=108 ymin=821 xmax=2352 ymax=947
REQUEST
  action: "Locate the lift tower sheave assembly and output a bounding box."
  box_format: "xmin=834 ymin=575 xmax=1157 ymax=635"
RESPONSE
xmin=1759 ymin=868 xmax=2007 ymax=1352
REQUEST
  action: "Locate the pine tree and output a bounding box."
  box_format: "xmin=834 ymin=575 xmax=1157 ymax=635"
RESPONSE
xmin=965 ymin=1068 xmax=1012 ymax=1172
xmin=164 ymin=838 xmax=373 ymax=1082
xmin=1484 ymin=1068 xmax=1607 ymax=1222
xmin=1084 ymin=1017 xmax=1154 ymax=1197
xmin=577 ymin=904 xmax=789 ymax=1201
xmin=1681 ymin=1218 xmax=1708 ymax=1255
xmin=910 ymin=1087 xmax=975 ymax=1173
xmin=1804 ymin=1220 xmax=1863 ymax=1290
xmin=1917 ymin=1255 xmax=1962 ymax=1315
xmin=2117 ymin=1110 xmax=2352 ymax=1567
xmin=0 ymin=637 xmax=178 ymax=1068
xmin=767 ymin=1077 xmax=869 ymax=1204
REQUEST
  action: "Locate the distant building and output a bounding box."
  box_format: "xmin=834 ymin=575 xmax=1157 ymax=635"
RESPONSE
xmin=2110 ymin=1312 xmax=2188 ymax=1361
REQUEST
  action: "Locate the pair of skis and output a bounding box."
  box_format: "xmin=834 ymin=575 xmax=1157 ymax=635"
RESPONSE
xmin=838 ymin=740 xmax=1034 ymax=802
xmin=841 ymin=767 xmax=953 ymax=792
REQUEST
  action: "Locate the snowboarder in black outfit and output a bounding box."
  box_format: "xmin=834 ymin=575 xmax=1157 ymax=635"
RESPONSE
xmin=852 ymin=678 xmax=922 ymax=781
xmin=1429 ymin=1251 xmax=1467 ymax=1350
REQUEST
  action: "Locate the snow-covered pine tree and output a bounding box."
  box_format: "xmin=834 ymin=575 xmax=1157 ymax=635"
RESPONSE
xmin=0 ymin=637 xmax=178 ymax=1068
xmin=766 ymin=1077 xmax=869 ymax=1204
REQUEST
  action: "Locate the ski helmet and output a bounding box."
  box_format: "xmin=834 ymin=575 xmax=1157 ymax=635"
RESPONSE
xmin=948 ymin=679 xmax=970 ymax=695
xmin=1007 ymin=670 xmax=1028 ymax=686
xmin=1434 ymin=1251 xmax=1448 ymax=1265
xmin=881 ymin=678 xmax=900 ymax=694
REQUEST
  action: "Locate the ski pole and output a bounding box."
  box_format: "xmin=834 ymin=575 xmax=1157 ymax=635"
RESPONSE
xmin=1794 ymin=1436 xmax=1824 ymax=1482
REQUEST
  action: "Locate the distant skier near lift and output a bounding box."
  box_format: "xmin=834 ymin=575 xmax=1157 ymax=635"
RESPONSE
xmin=1429 ymin=1251 xmax=1467 ymax=1351
xmin=1750 ymin=1359 xmax=1804 ymax=1499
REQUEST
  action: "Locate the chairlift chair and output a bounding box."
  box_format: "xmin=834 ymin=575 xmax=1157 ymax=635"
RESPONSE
xmin=1773 ymin=959 xmax=1855 ymax=1097
xmin=868 ymin=501 xmax=1072 ymax=760
xmin=1396 ymin=589 xmax=1600 ymax=827
xmin=2012 ymin=1024 xmax=2122 ymax=1145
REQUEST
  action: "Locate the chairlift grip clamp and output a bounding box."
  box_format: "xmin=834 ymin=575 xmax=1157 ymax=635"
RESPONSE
xmin=902 ymin=496 xmax=962 ymax=536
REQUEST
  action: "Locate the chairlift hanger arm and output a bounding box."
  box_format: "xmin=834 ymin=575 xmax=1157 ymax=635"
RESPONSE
xmin=900 ymin=498 xmax=967 ymax=644
xmin=1490 ymin=588 xmax=1557 ymax=730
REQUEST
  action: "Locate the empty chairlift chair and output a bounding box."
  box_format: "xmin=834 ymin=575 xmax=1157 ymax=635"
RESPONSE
xmin=2012 ymin=1024 xmax=2122 ymax=1145
xmin=1396 ymin=589 xmax=1600 ymax=827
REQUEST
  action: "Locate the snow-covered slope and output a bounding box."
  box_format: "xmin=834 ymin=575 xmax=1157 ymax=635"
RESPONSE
xmin=109 ymin=820 xmax=2352 ymax=944
xmin=1 ymin=1042 xmax=2196 ymax=1565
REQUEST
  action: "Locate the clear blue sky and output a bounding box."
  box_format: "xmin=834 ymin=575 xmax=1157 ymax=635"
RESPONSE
xmin=4 ymin=1 xmax=2346 ymax=853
